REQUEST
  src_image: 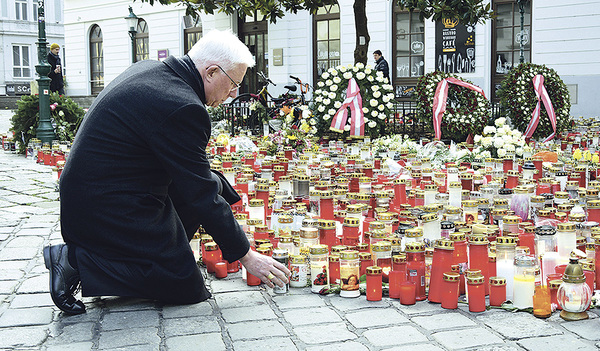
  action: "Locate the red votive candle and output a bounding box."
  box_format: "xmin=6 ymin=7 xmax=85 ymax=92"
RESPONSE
xmin=388 ymin=254 xmax=407 ymax=299
xmin=545 ymin=273 xmax=562 ymax=287
xmin=366 ymin=266 xmax=383 ymax=301
xmin=468 ymin=235 xmax=489 ymax=295
xmin=549 ymin=279 xmax=561 ymax=310
xmin=204 ymin=242 xmax=222 ymax=274
xmin=227 ymin=260 xmax=239 ymax=273
xmin=467 ymin=275 xmax=486 ymax=312
xmin=406 ymin=242 xmax=427 ymax=301
xmin=441 ymin=272 xmax=460 ymax=309
xmin=329 ymin=255 xmax=340 ymax=285
xmin=246 ymin=272 xmax=261 ymax=286
xmin=489 ymin=277 xmax=507 ymax=307
xmin=555 ymin=264 xmax=567 ymax=276
xmin=399 ymin=281 xmax=416 ymax=305
xmin=215 ymin=261 xmax=228 ymax=278
xmin=359 ymin=252 xmax=373 ymax=277
xmin=428 ymin=239 xmax=455 ymax=303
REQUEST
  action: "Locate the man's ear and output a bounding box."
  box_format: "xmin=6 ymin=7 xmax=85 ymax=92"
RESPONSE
xmin=205 ymin=65 xmax=219 ymax=82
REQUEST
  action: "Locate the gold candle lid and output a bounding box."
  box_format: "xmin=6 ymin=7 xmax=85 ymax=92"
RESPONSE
xmin=366 ymin=266 xmax=383 ymax=275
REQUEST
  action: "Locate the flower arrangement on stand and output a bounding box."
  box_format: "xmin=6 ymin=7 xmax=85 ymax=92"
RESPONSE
xmin=497 ymin=62 xmax=572 ymax=141
xmin=472 ymin=117 xmax=527 ymax=159
xmin=259 ymin=106 xmax=316 ymax=156
xmin=311 ymin=63 xmax=395 ymax=139
xmin=415 ymin=71 xmax=490 ymax=143
xmin=371 ymin=134 xmax=419 ymax=158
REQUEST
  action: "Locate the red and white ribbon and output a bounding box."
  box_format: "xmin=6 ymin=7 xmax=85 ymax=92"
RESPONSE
xmin=330 ymin=78 xmax=364 ymax=138
xmin=432 ymin=77 xmax=486 ymax=140
xmin=524 ymin=75 xmax=557 ymax=143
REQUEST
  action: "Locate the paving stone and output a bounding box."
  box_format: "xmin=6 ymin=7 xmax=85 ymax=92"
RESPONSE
xmin=517 ymin=334 xmax=598 ymax=351
xmin=100 ymin=297 xmax=158 ymax=311
xmin=0 ymin=307 xmax=54 ymax=327
xmin=2 ymin=205 xmax=50 ymax=215
xmin=165 ymin=333 xmax=225 ymax=351
xmin=22 ymin=214 xmax=60 ymax=224
xmin=0 ymin=246 xmax=39 ymax=261
xmin=214 ymin=290 xmax=267 ymax=309
xmin=294 ymin=322 xmax=357 ymax=344
xmin=5 ymin=235 xmax=44 ymax=248
xmin=227 ymin=319 xmax=289 ymax=341
xmin=305 ymin=341 xmax=370 ymax=351
xmin=163 ymin=315 xmax=221 ymax=337
xmin=16 ymin=274 xmax=49 ymax=294
xmin=412 ymin=312 xmax=477 ymax=331
xmin=381 ymin=344 xmax=445 ymax=351
xmin=14 ymin=227 xmax=53 ymax=237
xmin=210 ymin=275 xmax=260 ymax=293
xmin=391 ymin=300 xmax=443 ymax=315
xmin=46 ymin=342 xmax=94 ymax=351
xmin=363 ymin=326 xmax=428 ymax=347
xmin=0 ymin=280 xmax=18 ymax=295
xmin=432 ymin=327 xmax=505 ymax=350
xmin=0 ymin=260 xmax=29 ymax=270
xmin=0 ymin=270 xmax=24 ymax=280
xmin=327 ymin=296 xmax=390 ymax=311
xmin=97 ymin=327 xmax=160 ymax=349
xmin=477 ymin=311 xmax=562 ymax=340
xmin=220 ymin=304 xmax=277 ymax=323
xmin=2 ymin=194 xmax=47 ymax=205
xmin=345 ymin=308 xmax=409 ymax=328
xmin=283 ymin=307 xmax=342 ymax=326
xmin=561 ymin=318 xmax=600 ymax=340
xmin=233 ymin=337 xmax=299 ymax=350
xmin=53 ymin=303 xmax=102 ymax=324
xmin=162 ymin=302 xmax=213 ymax=318
xmin=46 ymin=322 xmax=95 ymax=344
xmin=272 ymin=292 xmax=327 ymax=309
xmin=0 ymin=326 xmax=48 ymax=348
xmin=101 ymin=310 xmax=160 ymax=331
xmin=10 ymin=292 xmax=54 ymax=308
xmin=100 ymin=345 xmax=159 ymax=351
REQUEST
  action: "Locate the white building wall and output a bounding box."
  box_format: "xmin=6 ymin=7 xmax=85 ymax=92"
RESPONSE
xmin=0 ymin=0 xmax=64 ymax=95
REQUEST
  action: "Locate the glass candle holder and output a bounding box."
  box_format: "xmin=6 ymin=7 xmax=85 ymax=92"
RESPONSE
xmin=422 ymin=213 xmax=441 ymax=243
xmin=329 ymin=254 xmax=340 ymax=285
xmin=310 ymin=245 xmax=330 ymax=293
xmin=556 ymin=222 xmax=577 ymax=265
xmin=372 ymin=241 xmax=392 ymax=283
xmin=468 ymin=235 xmax=490 ymax=295
xmin=366 ymin=266 xmax=383 ymax=301
xmin=513 ymin=255 xmax=537 ymax=309
xmin=342 ymin=217 xmax=361 ymax=247
xmin=204 ymin=242 xmax=222 ymax=274
xmin=496 ymin=236 xmax=517 ymax=300
xmin=359 ymin=252 xmax=373 ymax=277
xmin=318 ymin=219 xmax=338 ymax=250
xmin=448 ymin=182 xmax=462 ymax=208
xmin=340 ymin=250 xmax=360 ymax=298
xmin=389 ymin=254 xmax=407 ymax=299
xmin=489 ymin=276 xmax=507 ymax=306
xmin=441 ymin=272 xmax=460 ymax=309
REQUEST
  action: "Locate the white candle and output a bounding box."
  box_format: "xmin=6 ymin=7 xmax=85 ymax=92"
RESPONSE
xmin=497 ymin=259 xmax=515 ymax=300
xmin=513 ymin=274 xmax=534 ymax=309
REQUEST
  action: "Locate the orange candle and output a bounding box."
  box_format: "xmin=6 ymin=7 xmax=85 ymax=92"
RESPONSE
xmin=399 ymin=281 xmax=416 ymax=305
xmin=366 ymin=266 xmax=383 ymax=301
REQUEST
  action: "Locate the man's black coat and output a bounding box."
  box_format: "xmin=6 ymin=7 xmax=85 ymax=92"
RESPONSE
xmin=60 ymin=56 xmax=249 ymax=304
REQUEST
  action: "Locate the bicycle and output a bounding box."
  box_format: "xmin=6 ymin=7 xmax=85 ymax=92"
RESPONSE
xmin=228 ymin=72 xmax=298 ymax=135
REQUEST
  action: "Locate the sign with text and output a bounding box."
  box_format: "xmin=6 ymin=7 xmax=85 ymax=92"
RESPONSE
xmin=435 ymin=18 xmax=475 ymax=73
xmin=6 ymin=83 xmax=31 ymax=96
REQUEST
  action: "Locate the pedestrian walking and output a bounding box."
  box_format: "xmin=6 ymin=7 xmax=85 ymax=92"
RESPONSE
xmin=47 ymin=43 xmax=65 ymax=95
xmin=373 ymin=50 xmax=390 ymax=83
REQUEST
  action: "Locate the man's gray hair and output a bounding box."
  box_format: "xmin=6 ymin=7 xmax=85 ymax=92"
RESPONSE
xmin=188 ymin=29 xmax=255 ymax=71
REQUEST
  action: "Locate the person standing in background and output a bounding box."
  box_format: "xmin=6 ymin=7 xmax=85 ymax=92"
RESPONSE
xmin=48 ymin=43 xmax=65 ymax=95
xmin=373 ymin=50 xmax=390 ymax=83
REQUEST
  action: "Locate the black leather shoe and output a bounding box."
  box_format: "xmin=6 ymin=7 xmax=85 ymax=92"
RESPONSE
xmin=43 ymin=243 xmax=86 ymax=315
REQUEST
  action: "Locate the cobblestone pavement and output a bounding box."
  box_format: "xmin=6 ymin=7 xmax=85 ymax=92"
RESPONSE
xmin=1 ymin=148 xmax=600 ymax=351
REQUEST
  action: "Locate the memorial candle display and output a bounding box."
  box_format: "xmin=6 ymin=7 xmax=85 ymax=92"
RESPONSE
xmin=496 ymin=236 xmax=517 ymax=300
xmin=340 ymin=250 xmax=360 ymax=298
xmin=406 ymin=242 xmax=427 ymax=301
xmin=366 ymin=266 xmax=383 ymax=301
xmin=310 ymin=245 xmax=330 ymax=293
xmin=428 ymin=239 xmax=455 ymax=303
xmin=441 ymin=272 xmax=460 ymax=309
xmin=468 ymin=235 xmax=489 ymax=294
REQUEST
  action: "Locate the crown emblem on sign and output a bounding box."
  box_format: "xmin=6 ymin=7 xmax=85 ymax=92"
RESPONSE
xmin=442 ymin=17 xmax=459 ymax=28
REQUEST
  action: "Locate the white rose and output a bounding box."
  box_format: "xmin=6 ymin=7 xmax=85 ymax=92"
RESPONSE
xmin=373 ymin=91 xmax=382 ymax=98
xmin=370 ymin=99 xmax=378 ymax=107
xmin=328 ymin=108 xmax=337 ymax=115
xmin=334 ymin=101 xmax=342 ymax=108
xmin=383 ymin=95 xmax=390 ymax=103
xmin=311 ymin=127 xmax=317 ymax=134
xmin=371 ymin=110 xmax=378 ymax=117
xmin=333 ymin=77 xmax=341 ymax=84
xmin=330 ymin=85 xmax=338 ymax=92
xmin=340 ymin=66 xmax=347 ymax=72
xmin=318 ymin=105 xmax=325 ymax=112
xmin=367 ymin=76 xmax=374 ymax=82
xmin=344 ymin=124 xmax=351 ymax=131
xmin=326 ymin=79 xmax=333 ymax=86
xmin=493 ymin=138 xmax=505 ymax=149
xmin=353 ymin=66 xmax=359 ymax=72
xmin=387 ymin=93 xmax=395 ymax=100
xmin=362 ymin=107 xmax=369 ymax=113
xmin=386 ymin=102 xmax=394 ymax=109
xmin=376 ymin=76 xmax=383 ymax=82
xmin=323 ymin=98 xmax=330 ymax=105
xmin=378 ymin=114 xmax=386 ymax=120
xmin=376 ymin=71 xmax=383 ymax=78
xmin=483 ymin=126 xmax=496 ymax=135
xmin=516 ymin=147 xmax=524 ymax=156
xmin=331 ymin=69 xmax=338 ymax=76
xmin=356 ymin=62 xmax=364 ymax=69
xmin=378 ymin=104 xmax=385 ymax=111
xmin=343 ymin=72 xmax=353 ymax=80
xmin=323 ymin=114 xmax=331 ymax=121
xmin=315 ymin=96 xmax=323 ymax=102
xmin=310 ymin=118 xmax=317 ymax=125
xmin=495 ymin=117 xmax=506 ymax=127
xmin=474 ymin=135 xmax=482 ymax=143
xmin=497 ymin=148 xmax=507 ymax=158
xmin=482 ymin=137 xmax=492 ymax=147
xmin=356 ymin=72 xmax=366 ymax=80
xmin=322 ymin=72 xmax=330 ymax=79
xmin=505 ymin=143 xmax=516 ymax=152
xmin=368 ymin=121 xmax=377 ymax=128
xmin=328 ymin=92 xmax=336 ymax=99
xmin=365 ymin=68 xmax=372 ymax=74
xmin=318 ymin=81 xmax=325 ymax=87
xmin=371 ymin=85 xmax=380 ymax=92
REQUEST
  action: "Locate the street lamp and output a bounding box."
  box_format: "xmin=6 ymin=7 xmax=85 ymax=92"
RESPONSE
xmin=516 ymin=0 xmax=529 ymax=64
xmin=35 ymin=0 xmax=56 ymax=144
xmin=124 ymin=6 xmax=138 ymax=64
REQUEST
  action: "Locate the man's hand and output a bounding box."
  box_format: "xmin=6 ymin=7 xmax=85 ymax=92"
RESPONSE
xmin=239 ymin=248 xmax=291 ymax=288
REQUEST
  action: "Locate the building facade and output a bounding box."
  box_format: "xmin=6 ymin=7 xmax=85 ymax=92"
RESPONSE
xmin=0 ymin=0 xmax=65 ymax=96
xmin=63 ymin=0 xmax=599 ymax=117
